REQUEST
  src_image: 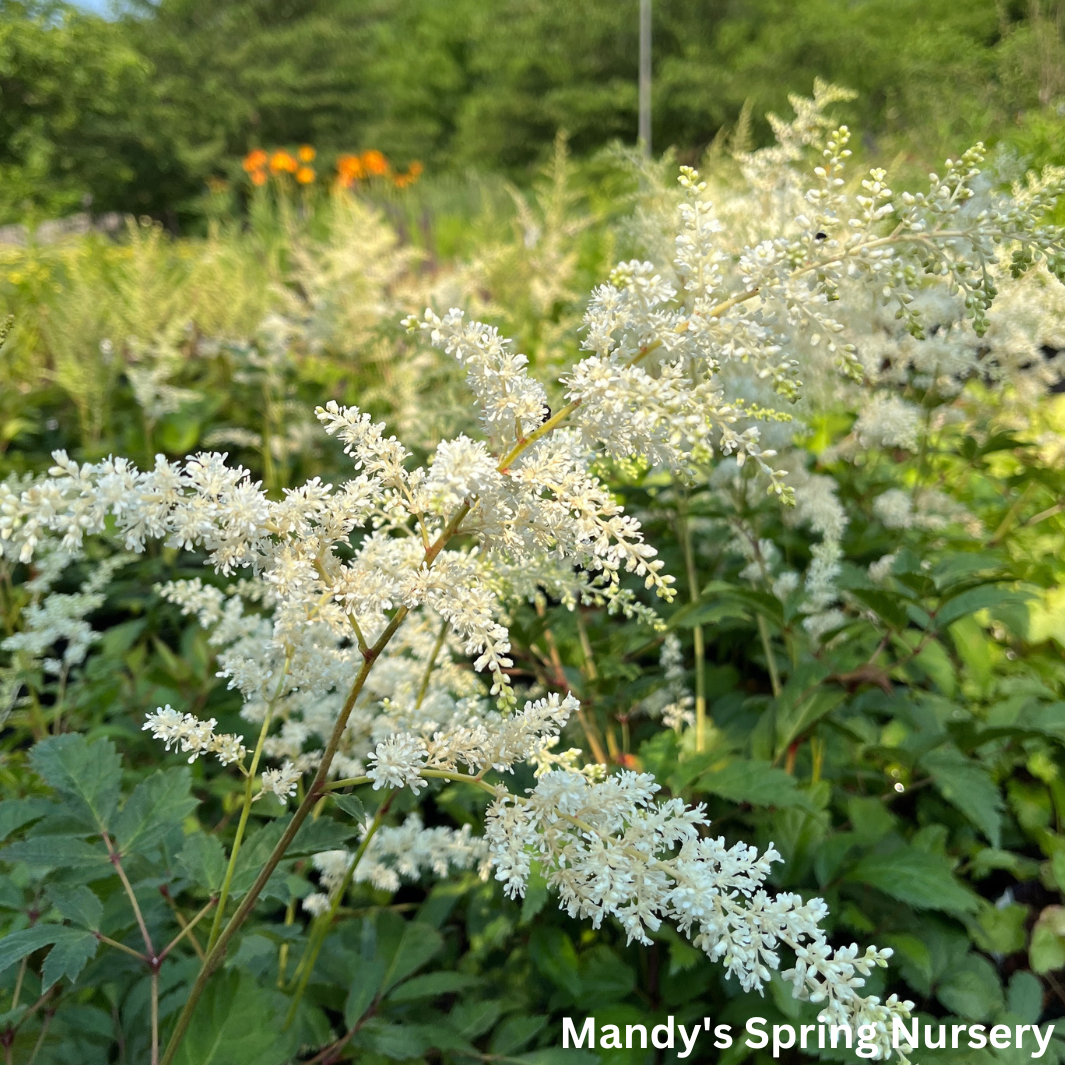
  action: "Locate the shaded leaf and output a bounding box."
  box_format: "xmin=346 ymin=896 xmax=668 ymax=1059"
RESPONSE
xmin=936 ymin=954 xmax=1003 ymax=1021
xmin=178 ymin=833 xmax=227 ymax=894
xmin=0 ymin=798 xmax=53 ymax=843
xmin=922 ymin=747 xmax=1003 ymax=847
xmin=113 ymin=767 xmax=198 ymax=855
xmin=29 ymin=734 xmax=122 ymax=832
xmin=40 ymin=928 xmax=97 ymax=990
xmin=697 ymin=759 xmax=812 ymax=809
xmin=936 ymin=585 xmax=1028 ymax=630
xmin=172 ymin=972 xmax=294 ymax=1065
xmin=381 ymin=921 xmax=443 ymax=993
xmin=845 ymin=846 xmax=980 ymax=915
xmin=331 ymin=793 xmax=365 ymax=823
xmin=2 ymin=835 xmax=110 ymax=874
xmin=46 ymin=885 xmax=102 ymax=930
xmin=0 ymin=925 xmax=98 ymax=989
xmin=388 ymin=971 xmax=479 ymax=1003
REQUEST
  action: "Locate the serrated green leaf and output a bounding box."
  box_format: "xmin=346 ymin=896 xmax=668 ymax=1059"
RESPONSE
xmin=46 ymin=885 xmax=102 ymax=930
xmin=1007 ymin=970 xmax=1044 ymax=1023
xmin=2 ymin=835 xmax=110 ymax=873
xmin=230 ymin=819 xmax=288 ymax=896
xmin=381 ymin=921 xmax=443 ymax=993
xmin=1031 ymin=907 xmax=1065 ymax=975
xmin=449 ymin=999 xmax=502 ymax=1039
xmin=0 ymin=798 xmax=52 ymax=843
xmin=178 ymin=833 xmax=227 ymax=894
xmin=936 ymin=954 xmax=1002 ymax=1020
xmin=331 ymin=793 xmax=365 ymax=823
xmin=0 ymin=926 xmax=65 ymax=975
xmin=288 ymin=818 xmax=357 ymax=858
xmin=172 ymin=972 xmax=295 ymax=1065
xmin=848 ymin=587 xmax=910 ymax=630
xmin=387 ymin=970 xmax=479 ymax=1003
xmin=845 ymin=846 xmax=980 ymax=915
xmin=113 ymin=767 xmax=198 ymax=855
xmin=932 ymin=553 xmax=1003 ymax=591
xmin=29 ymin=734 xmax=122 ymax=833
xmin=970 ymin=900 xmax=1028 ymax=955
xmin=40 ymin=928 xmax=97 ymax=990
xmin=490 ymin=1014 xmax=547 ymax=1055
xmin=697 ymin=759 xmax=812 ymax=809
xmin=936 ymin=585 xmax=1027 ymax=630
xmin=355 ymin=1020 xmax=434 ymax=1058
xmin=344 ymin=957 xmax=387 ymax=1029
xmin=922 ymin=747 xmax=1003 ymax=847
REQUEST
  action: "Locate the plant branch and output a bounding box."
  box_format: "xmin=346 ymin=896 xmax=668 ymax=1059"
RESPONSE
xmin=207 ymin=658 xmax=290 ymax=952
xmin=160 ymin=504 xmax=473 ymax=1065
xmin=95 ymin=933 xmax=147 ymax=962
xmin=676 ymin=500 xmax=708 ymax=751
xmin=159 ymin=897 xmax=216 ymax=962
xmin=415 ymin=616 xmax=450 ymax=710
xmin=103 ymin=834 xmax=154 ymax=957
xmin=284 ymin=795 xmax=393 ymax=1026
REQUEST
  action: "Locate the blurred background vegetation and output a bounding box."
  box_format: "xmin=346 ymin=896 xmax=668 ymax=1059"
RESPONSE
xmin=1 ymin=0 xmax=1064 ymax=224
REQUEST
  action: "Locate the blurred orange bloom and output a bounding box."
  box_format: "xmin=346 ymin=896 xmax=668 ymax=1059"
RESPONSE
xmin=270 ymin=150 xmax=298 ymax=174
xmin=296 ymin=166 xmax=316 ymax=185
xmin=250 ymin=170 xmax=268 ymax=186
xmin=394 ymin=161 xmax=424 ymax=188
xmin=361 ymin=149 xmax=389 ymax=176
xmin=242 ymin=149 xmax=268 ymax=173
xmin=337 ymin=154 xmax=364 ymax=178
xmin=297 ymin=145 xmax=316 ymax=163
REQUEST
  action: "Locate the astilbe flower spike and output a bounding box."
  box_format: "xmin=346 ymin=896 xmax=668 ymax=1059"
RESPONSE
xmin=4 ymin=86 xmax=1065 ymax=1063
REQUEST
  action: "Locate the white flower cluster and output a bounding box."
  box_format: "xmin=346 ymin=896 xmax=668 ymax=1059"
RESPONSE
xmin=259 ymin=761 xmax=301 ymax=802
xmin=303 ymin=811 xmax=491 ymax=914
xmin=366 ymin=691 xmax=580 ymax=784
xmin=483 ymin=769 xmax=913 ymax=1061
xmin=142 ymin=705 xmax=248 ymax=766
xmin=1 ymin=553 xmax=130 ymax=676
xmin=5 ymin=86 xmax=1064 ymax=1058
xmin=635 ymin=633 xmax=694 ymax=732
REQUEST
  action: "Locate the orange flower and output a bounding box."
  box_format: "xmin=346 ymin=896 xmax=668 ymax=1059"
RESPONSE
xmin=361 ymin=149 xmax=389 ymax=177
xmin=297 ymin=145 xmax=316 ymax=163
xmin=394 ymin=161 xmax=424 ymax=189
xmin=242 ymin=149 xmax=268 ymax=173
xmin=250 ymin=170 xmax=268 ymax=186
xmin=337 ymin=154 xmax=364 ymax=179
xmin=269 ymin=150 xmax=298 ymax=174
xmin=296 ymin=166 xmax=316 ymax=185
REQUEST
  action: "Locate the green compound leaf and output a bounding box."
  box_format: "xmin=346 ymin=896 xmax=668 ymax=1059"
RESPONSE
xmin=29 ymin=734 xmax=122 ymax=833
xmin=172 ymin=972 xmax=295 ymax=1065
xmin=46 ymin=885 xmax=103 ymax=930
xmin=0 ymin=925 xmax=99 ymax=990
xmin=845 ymin=846 xmax=980 ymax=916
xmin=922 ymin=747 xmax=1004 ymax=847
xmin=178 ymin=833 xmax=227 ymax=894
xmin=113 ymin=767 xmax=198 ymax=856
xmin=40 ymin=928 xmax=98 ymax=991
xmin=697 ymin=759 xmax=814 ymax=810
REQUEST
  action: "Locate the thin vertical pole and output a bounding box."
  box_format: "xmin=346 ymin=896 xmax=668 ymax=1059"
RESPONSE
xmin=638 ymin=0 xmax=651 ymax=154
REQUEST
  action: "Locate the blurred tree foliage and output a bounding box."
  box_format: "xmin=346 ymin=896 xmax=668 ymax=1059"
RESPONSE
xmin=0 ymin=0 xmax=1064 ymax=221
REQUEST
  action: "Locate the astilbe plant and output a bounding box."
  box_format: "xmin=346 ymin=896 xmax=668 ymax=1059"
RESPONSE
xmin=2 ymin=86 xmax=1064 ymax=1064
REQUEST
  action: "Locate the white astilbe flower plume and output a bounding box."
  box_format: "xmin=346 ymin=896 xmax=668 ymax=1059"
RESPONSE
xmin=483 ymin=770 xmax=914 ymax=1063
xmin=5 ymin=88 xmax=1064 ymax=1062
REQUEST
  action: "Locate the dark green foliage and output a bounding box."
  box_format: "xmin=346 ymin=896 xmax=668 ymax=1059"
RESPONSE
xmin=0 ymin=0 xmax=1062 ymax=219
